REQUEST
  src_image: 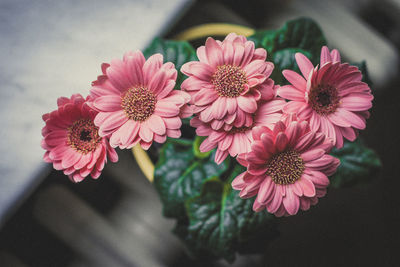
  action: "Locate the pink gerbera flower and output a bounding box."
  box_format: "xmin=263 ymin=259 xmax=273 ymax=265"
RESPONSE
xmin=278 ymin=46 xmax=373 ymax=148
xmin=89 ymin=51 xmax=192 ymax=150
xmin=232 ymin=116 xmax=340 ymax=217
xmin=41 ymin=94 xmax=118 ymax=183
xmin=181 ymin=33 xmax=274 ymax=130
xmin=192 ymin=95 xmax=286 ymax=164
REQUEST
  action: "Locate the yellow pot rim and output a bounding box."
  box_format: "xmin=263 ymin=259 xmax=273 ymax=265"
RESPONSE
xmin=132 ymin=23 xmax=255 ymax=183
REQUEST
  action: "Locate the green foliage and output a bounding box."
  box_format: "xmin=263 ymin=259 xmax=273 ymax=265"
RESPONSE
xmin=154 ymin=141 xmax=229 ymax=219
xmin=330 ymin=139 xmax=382 ymax=188
xmin=183 ymin=165 xmax=277 ymax=262
xmin=249 ymin=17 xmax=326 ymax=61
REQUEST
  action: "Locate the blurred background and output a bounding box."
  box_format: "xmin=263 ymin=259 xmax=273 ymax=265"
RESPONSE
xmin=1 ymin=0 xmax=400 ymax=266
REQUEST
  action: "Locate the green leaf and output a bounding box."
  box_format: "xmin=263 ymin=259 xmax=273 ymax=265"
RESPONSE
xmin=143 ymin=37 xmax=197 ymax=89
xmin=182 ymin=165 xmax=278 ymax=262
xmin=154 ymin=142 xmax=230 ymax=219
xmin=270 ymin=48 xmax=312 ymax=84
xmin=253 ymin=17 xmax=326 ymax=63
xmin=330 ymin=139 xmax=382 ymax=188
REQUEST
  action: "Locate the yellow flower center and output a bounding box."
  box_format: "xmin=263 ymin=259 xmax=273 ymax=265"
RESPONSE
xmin=212 ymin=65 xmax=248 ymax=97
xmin=266 ymin=150 xmax=305 ymax=185
xmin=121 ymin=86 xmax=157 ymax=121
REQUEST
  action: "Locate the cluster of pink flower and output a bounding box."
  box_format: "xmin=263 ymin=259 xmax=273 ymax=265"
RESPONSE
xmin=42 ymin=33 xmax=373 ymax=216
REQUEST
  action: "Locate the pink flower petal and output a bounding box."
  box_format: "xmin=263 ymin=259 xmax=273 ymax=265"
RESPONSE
xmin=163 ymin=117 xmax=182 ymax=130
xmin=125 ymin=50 xmax=145 ymax=85
xmin=215 ymin=149 xmax=229 ymax=165
xmin=142 ymin=54 xmax=163 ymax=85
xmin=148 ymin=68 xmax=168 ymax=95
xmin=199 ymin=137 xmax=216 ymax=152
xmin=283 ymin=188 xmax=300 ymax=215
xmin=237 ymin=95 xmax=257 ymax=113
xmin=205 ymin=37 xmax=224 ymax=67
xmin=253 ymin=47 xmax=267 ymax=61
xmin=139 ymin=123 xmax=154 ymax=143
xmin=49 ymin=144 xmax=69 ymax=160
xmin=275 ymin=132 xmax=288 ymax=152
xmin=282 ymin=70 xmax=307 ymax=90
xmin=166 ymin=129 xmax=181 ymax=138
xmin=267 ymin=186 xmax=283 ymax=213
xmin=193 ymin=88 xmax=219 ymax=106
xmin=226 ymin=98 xmax=238 ymax=114
xmin=146 ymin=114 xmax=166 ymax=135
xmin=278 ymin=85 xmax=305 ymax=101
xmin=336 ymin=108 xmax=366 ymax=129
xmin=340 ymin=94 xmax=373 ymax=111
xmin=232 ymin=43 xmax=245 ymax=66
xmin=301 ymin=149 xmax=325 ymax=162
xmin=232 ymin=171 xmax=247 ymax=190
xmin=256 ymin=177 xmax=274 ymax=204
xmin=211 ymin=119 xmax=224 ymax=130
xmin=74 ymin=153 xmax=93 ymax=170
xmin=243 ymin=60 xmax=267 ymax=77
xmin=330 ymin=49 xmax=341 ymax=62
xmin=106 ymin=63 xmax=131 ymax=92
xmin=218 ymin=134 xmax=233 ymax=151
xmin=140 ymin=140 xmax=153 ymax=150
xmin=241 ymin=41 xmax=255 ymax=67
xmin=45 ymin=130 xmax=67 ymax=146
xmin=222 ymin=40 xmax=234 ymax=64
xmin=295 ymin=52 xmax=314 ymax=78
xmin=98 ymin=110 xmax=128 ymax=136
xmin=61 ymin=148 xmax=81 ymax=169
xmin=93 ymin=95 xmax=122 ymax=112
xmin=211 ymin=97 xmax=228 ymax=120
xmin=304 ymin=170 xmax=330 ymax=187
xmin=298 ymin=176 xmax=316 ymax=197
xmin=328 ymin=112 xmax=351 ymax=127
xmin=340 ymin=127 xmax=357 ymax=141
xmin=154 ymin=101 xmax=180 ymax=117
xmin=196 ymin=46 xmax=208 ymax=64
xmin=320 ymin=46 xmax=332 ymax=66
xmin=154 ymin=134 xmax=167 ymax=144
xmin=305 ymin=154 xmax=335 ymax=168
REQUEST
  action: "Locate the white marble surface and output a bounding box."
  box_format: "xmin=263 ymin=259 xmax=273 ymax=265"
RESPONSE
xmin=0 ymin=0 xmax=191 ymax=224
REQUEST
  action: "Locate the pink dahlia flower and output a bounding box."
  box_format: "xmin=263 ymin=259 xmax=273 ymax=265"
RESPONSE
xmin=89 ymin=51 xmax=192 ymax=150
xmin=192 ymin=95 xmax=286 ymax=164
xmin=232 ymin=117 xmax=340 ymax=217
xmin=181 ymin=33 xmax=274 ymax=130
xmin=278 ymin=46 xmax=373 ymax=148
xmin=41 ymin=94 xmax=118 ymax=183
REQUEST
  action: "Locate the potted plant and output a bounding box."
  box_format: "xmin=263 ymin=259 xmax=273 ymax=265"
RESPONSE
xmin=41 ymin=17 xmax=381 ymax=263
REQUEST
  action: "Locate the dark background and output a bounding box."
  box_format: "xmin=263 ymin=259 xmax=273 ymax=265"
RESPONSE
xmin=1 ymin=0 xmax=399 ymax=266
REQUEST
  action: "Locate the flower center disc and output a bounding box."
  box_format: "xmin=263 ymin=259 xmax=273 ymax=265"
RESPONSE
xmin=121 ymin=86 xmax=156 ymax=121
xmin=67 ymin=118 xmax=101 ymax=154
xmin=212 ymin=65 xmax=248 ymax=97
xmin=309 ymin=84 xmax=340 ymax=115
xmin=266 ymin=150 xmax=305 ymax=185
